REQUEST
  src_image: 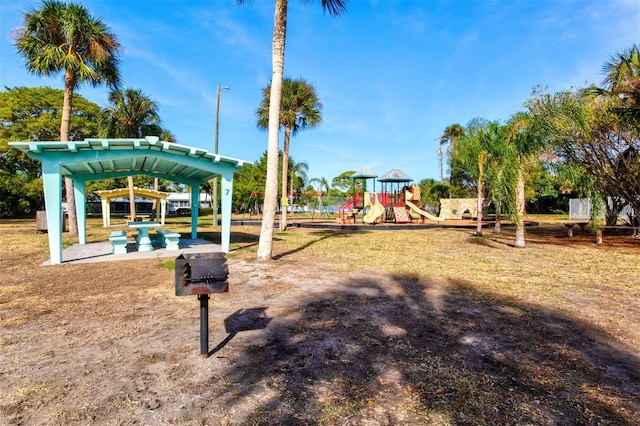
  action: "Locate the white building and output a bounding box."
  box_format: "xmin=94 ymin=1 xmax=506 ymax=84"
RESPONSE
xmin=166 ymin=192 xmax=212 ymax=210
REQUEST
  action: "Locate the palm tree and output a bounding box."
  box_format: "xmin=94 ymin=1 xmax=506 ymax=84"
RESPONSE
xmin=238 ymin=0 xmax=347 ymax=260
xmin=439 ymin=124 xmax=465 ymax=182
xmin=451 ymin=119 xmax=488 ymax=236
xmin=310 ymin=177 xmax=330 ymax=195
xmin=257 ymin=77 xmax=322 ymax=231
xmin=100 ymin=88 xmax=160 ymax=219
xmin=602 ymin=44 xmax=640 ymax=122
xmin=484 ymin=125 xmax=517 ymax=235
xmin=451 ymin=119 xmax=513 ymax=237
xmin=15 ymin=0 xmax=120 ymax=235
xmin=309 ymin=176 xmax=330 ymax=213
xmin=290 ymin=160 xmax=309 ymax=199
xmin=505 ymin=111 xmax=548 ymax=248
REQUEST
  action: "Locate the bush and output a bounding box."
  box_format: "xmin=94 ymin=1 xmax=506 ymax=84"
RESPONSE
xmin=176 ymin=207 xmax=217 ymax=216
xmin=199 ymin=207 xmax=213 ymax=216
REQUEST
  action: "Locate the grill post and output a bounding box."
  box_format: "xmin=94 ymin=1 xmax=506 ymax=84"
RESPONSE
xmin=199 ymin=294 xmax=210 ymax=357
xmin=175 ymin=253 xmax=228 ymax=357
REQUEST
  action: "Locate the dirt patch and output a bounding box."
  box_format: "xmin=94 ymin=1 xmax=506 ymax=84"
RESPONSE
xmin=1 ymin=220 xmax=639 ymax=425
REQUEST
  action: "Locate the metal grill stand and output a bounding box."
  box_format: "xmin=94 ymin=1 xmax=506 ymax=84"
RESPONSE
xmin=175 ymin=253 xmax=228 ymax=358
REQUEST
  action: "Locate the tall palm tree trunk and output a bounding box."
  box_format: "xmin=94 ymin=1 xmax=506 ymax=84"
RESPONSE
xmin=476 ymin=181 xmax=484 ymax=236
xmin=514 ymin=169 xmax=526 ymax=248
xmin=62 ymin=72 xmax=78 ymax=235
xmin=280 ymin=126 xmax=292 ymax=231
xmin=257 ymin=0 xmax=287 ymax=260
xmin=152 ymin=177 xmax=159 ymax=220
xmin=128 ymin=176 xmax=136 ymax=220
xmin=476 ymin=153 xmax=485 ymax=236
xmin=493 ymin=204 xmax=502 ymax=234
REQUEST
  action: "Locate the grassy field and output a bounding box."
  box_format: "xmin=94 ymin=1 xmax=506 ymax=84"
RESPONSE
xmin=1 ymin=215 xmax=639 ymax=425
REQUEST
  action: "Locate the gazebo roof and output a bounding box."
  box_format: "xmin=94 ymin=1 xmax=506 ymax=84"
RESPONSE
xmin=378 ymin=168 xmax=413 ymax=183
xmin=9 ymin=137 xmax=249 ymax=184
xmin=9 ymin=137 xmax=250 ymax=265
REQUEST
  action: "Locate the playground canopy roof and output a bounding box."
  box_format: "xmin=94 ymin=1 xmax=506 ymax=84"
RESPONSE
xmin=9 ymin=137 xmax=250 ymax=265
xmin=378 ymin=168 xmax=413 ymax=182
xmin=351 ymin=168 xmax=377 ymax=179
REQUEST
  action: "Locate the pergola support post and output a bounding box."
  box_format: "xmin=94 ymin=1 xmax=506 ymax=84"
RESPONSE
xmin=190 ymin=184 xmax=199 ymax=240
xmin=41 ymin=161 xmax=63 ymax=265
xmin=74 ymin=179 xmax=87 ymax=244
xmin=220 ymin=172 xmax=234 ymax=253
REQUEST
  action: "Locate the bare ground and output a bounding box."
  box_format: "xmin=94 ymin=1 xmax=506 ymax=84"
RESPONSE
xmin=1 ymin=219 xmax=639 ymax=425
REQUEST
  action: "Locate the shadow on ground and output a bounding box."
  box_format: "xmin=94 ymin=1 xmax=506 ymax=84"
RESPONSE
xmin=200 ymin=273 xmax=640 ymax=425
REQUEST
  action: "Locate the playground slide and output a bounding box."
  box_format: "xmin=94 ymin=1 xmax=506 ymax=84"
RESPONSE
xmin=405 ymin=199 xmax=445 ymax=222
xmin=363 ymin=193 xmax=385 ymax=224
xmin=337 ymin=198 xmax=358 ymax=223
xmin=338 ymin=198 xmax=354 ymax=214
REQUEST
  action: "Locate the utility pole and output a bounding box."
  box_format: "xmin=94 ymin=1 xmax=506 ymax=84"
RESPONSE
xmin=212 ymin=85 xmax=229 ymax=228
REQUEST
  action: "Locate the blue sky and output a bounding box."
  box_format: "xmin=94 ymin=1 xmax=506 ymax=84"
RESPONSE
xmin=1 ymin=0 xmax=639 ymax=185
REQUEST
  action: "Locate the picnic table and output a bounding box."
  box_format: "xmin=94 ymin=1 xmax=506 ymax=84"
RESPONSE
xmin=127 ymin=220 xmax=160 ymax=252
xmin=564 ymin=221 xmax=588 ymax=237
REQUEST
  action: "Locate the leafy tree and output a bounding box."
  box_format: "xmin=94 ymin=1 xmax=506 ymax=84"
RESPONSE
xmin=15 ymin=0 xmax=121 ymax=234
xmin=332 ymin=170 xmax=356 ymax=194
xmin=0 ymin=86 xmax=101 ymax=217
xmin=0 ymin=86 xmax=100 ymax=143
xmin=100 ymin=88 xmax=161 ymax=218
xmin=257 ymin=77 xmax=322 ymax=230
xmin=524 ymin=163 xmax=568 ymax=214
xmin=418 ymin=178 xmax=450 ymax=213
xmin=529 ymin=90 xmax=640 ymax=227
xmin=233 ymin=151 xmax=269 ymax=212
xmin=238 ymin=0 xmax=347 ymax=260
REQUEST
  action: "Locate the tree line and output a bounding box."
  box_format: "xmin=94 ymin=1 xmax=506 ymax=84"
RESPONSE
xmin=3 ymin=0 xmax=637 ymax=257
xmin=431 ymin=44 xmax=640 ymax=246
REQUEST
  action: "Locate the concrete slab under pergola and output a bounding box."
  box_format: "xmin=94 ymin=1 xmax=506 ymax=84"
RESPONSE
xmin=10 ymin=137 xmax=250 ymax=265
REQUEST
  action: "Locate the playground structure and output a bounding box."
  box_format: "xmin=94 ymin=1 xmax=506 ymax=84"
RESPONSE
xmin=337 ymin=168 xmax=479 ymax=225
xmin=238 ymin=168 xmax=479 ymax=225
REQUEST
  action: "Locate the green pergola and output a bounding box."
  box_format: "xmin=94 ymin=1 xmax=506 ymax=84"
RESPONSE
xmin=9 ymin=137 xmax=250 ymax=265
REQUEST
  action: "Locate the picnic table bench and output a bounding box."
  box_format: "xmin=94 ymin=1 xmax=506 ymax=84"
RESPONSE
xmin=156 ymin=229 xmax=181 ymax=250
xmin=109 ymin=230 xmax=128 ymax=254
xmin=565 ymin=222 xmax=639 ymax=243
